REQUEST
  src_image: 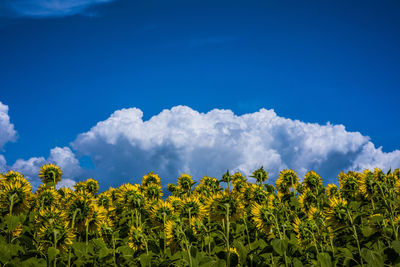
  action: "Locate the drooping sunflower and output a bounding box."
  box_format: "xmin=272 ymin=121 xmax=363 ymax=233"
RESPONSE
xmin=0 ymin=170 xmax=25 ymax=185
xmin=177 ymin=173 xmax=195 ymax=192
xmin=358 ymin=170 xmax=377 ymax=200
xmin=141 ymin=172 xmax=161 ymax=187
xmin=325 ymin=184 xmax=339 ymax=199
xmin=307 ymin=205 xmax=325 ymax=221
xmin=303 ymin=171 xmax=322 ymax=192
xmin=0 ymin=179 xmax=32 ymax=215
xmin=34 ymin=185 xmax=60 ymax=209
xmin=143 ymin=184 xmax=163 ymax=201
xmin=97 ymin=191 xmax=114 ymax=211
xmin=231 ymin=172 xmax=247 ymax=193
xmin=293 ymin=217 xmax=315 ymax=249
xmin=39 ymin=164 xmax=62 ymax=185
xmin=86 ymin=204 xmax=107 ymax=233
xmin=35 ymin=206 xmax=68 ymax=228
xmin=116 ymin=183 xmax=145 ymax=211
xmin=298 ymin=189 xmax=318 ymax=216
xmin=373 ymin=168 xmax=386 ymax=183
xmin=197 ymin=176 xmax=221 ymax=195
xmin=206 ymin=191 xmax=245 ymax=222
xmin=250 ymin=202 xmax=275 ymax=238
xmin=150 ymin=200 xmax=175 ymax=227
xmin=66 ymin=190 xmax=94 ymax=232
xmin=128 ymin=225 xmax=146 ymax=252
xmin=251 ymin=185 xmax=269 ymax=205
xmin=250 ymin=167 xmax=268 ymax=184
xmin=165 ymin=220 xmax=181 ymax=248
xmin=85 ymin=178 xmax=99 ymax=195
xmin=37 ymin=221 xmax=75 ymax=253
xmin=166 ymin=196 xmax=183 ymax=212
xmin=276 ymin=169 xmax=299 ymax=194
xmin=179 ymin=195 xmax=206 ymax=222
xmin=338 ymin=171 xmax=361 ymax=200
xmin=98 ymin=217 xmax=114 ymax=243
xmin=325 ymin=197 xmax=348 ymax=228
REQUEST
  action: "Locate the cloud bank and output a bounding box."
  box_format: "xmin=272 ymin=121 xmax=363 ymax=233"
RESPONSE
xmin=3 ymin=0 xmax=115 ymax=17
xmin=2 ymin=103 xmax=400 ymax=189
xmin=70 ymin=106 xmax=400 ymax=187
xmin=0 ymin=101 xmax=17 ymax=172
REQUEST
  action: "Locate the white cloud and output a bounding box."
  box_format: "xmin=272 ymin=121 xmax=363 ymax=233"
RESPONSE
xmin=0 ymin=101 xmax=17 ymax=150
xmin=0 ymin=155 xmax=6 ymax=173
xmin=70 ymin=105 xmax=400 ymax=187
xmin=11 ymin=146 xmax=82 ymax=188
xmin=4 ymin=0 xmax=115 ymax=17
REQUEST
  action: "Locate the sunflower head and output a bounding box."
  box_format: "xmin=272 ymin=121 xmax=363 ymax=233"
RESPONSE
xmin=373 ymin=168 xmax=386 ymax=183
xmin=293 ymin=217 xmax=315 ymax=249
xmin=276 ymin=169 xmax=299 ymax=194
xmin=141 ymin=172 xmax=161 ymax=187
xmin=150 ymin=200 xmax=175 ymax=226
xmin=251 ymin=185 xmax=269 ymax=205
xmin=97 ymin=191 xmax=113 ymax=210
xmin=85 ymin=178 xmax=99 ymax=195
xmin=1 ymin=170 xmax=25 ymax=184
xmin=251 ymin=167 xmax=268 ymax=184
xmin=338 ymin=171 xmax=361 ymax=200
xmin=179 ymin=195 xmax=206 ymax=221
xmin=325 ymin=184 xmax=339 ymax=199
xmin=67 ymin=190 xmax=94 ymax=232
xmin=128 ymin=225 xmax=146 ymax=252
xmin=34 ymin=185 xmax=60 ymax=209
xmin=86 ymin=204 xmax=107 ymax=233
xmin=358 ymin=171 xmax=376 ymax=199
xmin=177 ymin=173 xmax=195 ymax=192
xmin=198 ymin=176 xmax=221 ymax=193
xmin=325 ymin=197 xmax=348 ymax=228
xmin=0 ymin=179 xmax=32 ymax=215
xmin=116 ymin=183 xmax=145 ymax=211
xmin=165 ymin=220 xmax=181 ymax=249
xmin=39 ymin=164 xmax=62 ymax=185
xmin=250 ymin=202 xmax=275 ymax=238
xmin=35 ymin=206 xmax=68 ymax=228
xmin=166 ymin=196 xmax=183 ymax=212
xmin=206 ymin=191 xmax=245 ymax=222
xmin=37 ymin=221 xmax=75 ymax=253
xmin=143 ymin=184 xmax=163 ymax=200
xmin=303 ymin=171 xmax=322 ymax=192
xmin=98 ymin=217 xmax=114 ymax=243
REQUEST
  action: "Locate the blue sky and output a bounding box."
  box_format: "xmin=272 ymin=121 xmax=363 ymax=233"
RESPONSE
xmin=0 ymin=0 xmax=399 ymax=188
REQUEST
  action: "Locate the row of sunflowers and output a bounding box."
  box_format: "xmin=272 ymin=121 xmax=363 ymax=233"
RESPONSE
xmin=1 ymin=164 xmax=400 ymax=266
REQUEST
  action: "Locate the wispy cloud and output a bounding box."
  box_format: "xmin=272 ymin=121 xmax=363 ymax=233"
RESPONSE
xmin=2 ymin=0 xmax=115 ymax=18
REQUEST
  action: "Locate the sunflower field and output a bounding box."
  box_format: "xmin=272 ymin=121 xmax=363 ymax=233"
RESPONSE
xmin=1 ymin=165 xmax=400 ymax=267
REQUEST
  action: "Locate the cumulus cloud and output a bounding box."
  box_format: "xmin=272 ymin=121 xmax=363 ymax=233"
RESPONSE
xmin=70 ymin=105 xmax=400 ymax=187
xmin=11 ymin=146 xmax=82 ymax=188
xmin=0 ymin=101 xmax=17 ymax=150
xmin=3 ymin=0 xmax=115 ymax=17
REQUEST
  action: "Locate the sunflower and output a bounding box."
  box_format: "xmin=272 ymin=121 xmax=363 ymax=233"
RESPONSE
xmin=143 ymin=184 xmax=163 ymax=201
xmin=325 ymin=197 xmax=348 ymax=228
xmin=35 ymin=206 xmax=68 ymax=227
xmin=179 ymin=195 xmax=206 ymax=222
xmin=252 ymin=185 xmax=269 ymax=205
xmin=37 ymin=221 xmax=75 ymax=253
xmin=86 ymin=178 xmax=99 ymax=195
xmin=34 ymin=185 xmax=60 ymax=209
xmin=86 ymin=204 xmax=107 ymax=233
xmin=165 ymin=220 xmax=181 ymax=248
xmin=150 ymin=200 xmax=175 ymax=227
xmin=298 ymin=189 xmax=317 ymax=216
xmin=303 ymin=171 xmax=322 ymax=192
xmin=166 ymin=196 xmax=183 ymax=212
xmin=358 ymin=170 xmax=377 ymax=199
xmin=250 ymin=202 xmax=275 ymax=238
xmin=197 ymin=176 xmax=221 ymax=195
xmin=338 ymin=171 xmax=360 ymax=200
xmin=66 ymin=190 xmax=94 ymax=232
xmin=293 ymin=217 xmax=315 ymax=249
xmin=251 ymin=167 xmax=268 ymax=184
xmin=0 ymin=170 xmax=25 ymax=184
xmin=142 ymin=172 xmax=161 ymax=187
xmin=0 ymin=179 xmax=32 ymax=215
xmin=98 ymin=217 xmax=114 ymax=243
xmin=116 ymin=183 xmax=145 ymax=211
xmin=177 ymin=173 xmax=195 ymax=192
xmin=12 ymin=223 xmax=22 ymax=237
xmin=129 ymin=225 xmax=146 ymax=252
xmin=276 ymin=169 xmax=299 ymax=194
xmin=97 ymin=191 xmax=114 ymax=210
xmin=373 ymin=168 xmax=386 ymax=183
xmin=325 ymin=184 xmax=339 ymax=199
xmin=39 ymin=164 xmax=62 ymax=185
xmin=232 ymin=174 xmax=247 ymax=193
xmin=206 ymin=191 xmax=245 ymax=222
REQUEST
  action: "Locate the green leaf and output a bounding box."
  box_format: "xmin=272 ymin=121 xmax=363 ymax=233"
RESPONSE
xmin=317 ymin=253 xmax=333 ymax=267
xmin=47 ymin=247 xmax=59 ymax=263
xmin=271 ymin=238 xmax=288 ymax=256
xmin=362 ymin=226 xmax=377 ymax=237
xmin=392 ymin=240 xmax=400 ymax=255
xmin=292 ymin=257 xmax=304 ymax=267
xmin=361 ymin=248 xmax=384 ymax=267
xmin=139 ymin=253 xmax=152 ymax=267
xmin=5 ymin=215 xmax=20 ymax=232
